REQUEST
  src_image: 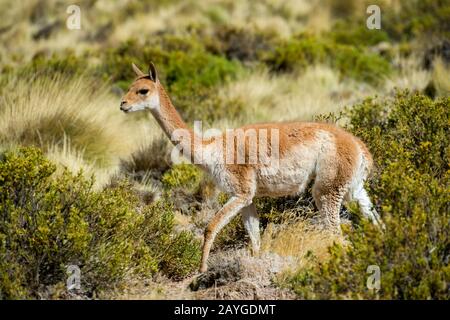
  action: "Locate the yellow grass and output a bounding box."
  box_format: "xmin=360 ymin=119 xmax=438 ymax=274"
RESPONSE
xmin=431 ymin=57 xmax=450 ymax=97
xmin=46 ymin=135 xmax=118 ymax=188
xmin=261 ymin=218 xmax=344 ymax=265
xmin=384 ymin=55 xmax=431 ymax=93
xmin=216 ymin=66 xmax=376 ymax=128
xmin=261 ymin=217 xmax=346 ymax=286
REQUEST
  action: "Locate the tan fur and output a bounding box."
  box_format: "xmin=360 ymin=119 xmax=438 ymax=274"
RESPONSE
xmin=121 ymin=63 xmax=383 ymax=273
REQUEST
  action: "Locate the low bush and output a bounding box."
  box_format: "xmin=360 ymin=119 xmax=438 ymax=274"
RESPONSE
xmin=121 ymin=0 xmax=182 ymax=17
xmin=264 ymin=34 xmax=392 ymax=85
xmin=264 ymin=34 xmax=328 ymax=73
xmin=0 ymin=147 xmax=201 ymax=299
xmin=383 ymin=0 xmax=450 ymax=41
xmin=138 ymin=200 xmax=201 ymax=279
xmin=282 ymin=92 xmax=450 ymax=299
xmin=160 ymin=163 xmax=205 ymax=214
xmin=331 ymin=44 xmax=391 ymax=85
xmin=328 ymin=22 xmax=390 ymax=47
xmin=22 ymin=52 xmax=88 ymax=77
xmin=162 ymin=163 xmax=203 ymax=191
xmin=327 ymin=0 xmax=450 ymax=42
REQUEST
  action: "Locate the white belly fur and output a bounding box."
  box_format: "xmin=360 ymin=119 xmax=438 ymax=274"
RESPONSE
xmin=256 ymin=130 xmax=334 ymax=197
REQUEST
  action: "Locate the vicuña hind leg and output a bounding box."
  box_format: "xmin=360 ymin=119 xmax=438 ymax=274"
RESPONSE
xmin=353 ymin=186 xmax=384 ymax=228
xmin=313 ymin=183 xmax=346 ymax=234
xmin=241 ymin=203 xmax=260 ymax=255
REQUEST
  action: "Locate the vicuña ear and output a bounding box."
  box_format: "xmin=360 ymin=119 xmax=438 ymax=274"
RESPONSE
xmin=132 ymin=63 xmax=145 ymax=77
xmin=148 ymin=62 xmax=158 ymax=82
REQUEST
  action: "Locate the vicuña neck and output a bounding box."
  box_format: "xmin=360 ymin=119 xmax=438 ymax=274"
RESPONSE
xmin=151 ymin=83 xmax=201 ymax=164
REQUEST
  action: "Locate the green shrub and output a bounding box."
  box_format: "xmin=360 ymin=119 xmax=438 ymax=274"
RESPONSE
xmin=327 ymin=0 xmax=450 ymax=42
xmin=282 ymin=92 xmax=450 ymax=299
xmin=138 ymin=200 xmax=201 ymax=279
xmin=0 ymin=147 xmax=200 ymax=299
xmin=121 ymin=0 xmax=182 ymax=17
xmin=24 ymin=52 xmax=87 ymax=76
xmin=264 ymin=35 xmax=328 ymax=73
xmin=331 ymin=45 xmax=391 ymax=84
xmin=158 ymin=230 xmax=202 ymax=279
xmin=165 ymin=47 xmax=239 ymax=90
xmin=100 ymin=39 xmax=168 ymax=89
xmin=0 ymin=52 xmax=98 ymax=85
xmin=264 ymin=34 xmax=392 ymax=85
xmin=328 ymin=22 xmax=390 ymax=47
xmin=160 ymin=163 xmax=206 ymax=214
xmin=327 ymin=0 xmax=361 ymax=19
xmin=383 ymin=0 xmax=450 ymax=41
xmin=162 ymin=163 xmax=203 ymax=191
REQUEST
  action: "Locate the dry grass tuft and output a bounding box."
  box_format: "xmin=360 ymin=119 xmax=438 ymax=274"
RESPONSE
xmin=384 ymin=55 xmax=431 ymax=93
xmin=261 ymin=217 xmax=345 ymax=287
xmin=217 ymin=66 xmax=375 ymax=127
xmin=261 ymin=218 xmax=343 ymax=265
xmin=45 ymin=135 xmax=117 ymax=189
xmin=0 ymin=73 xmax=143 ymax=166
xmin=431 ymin=57 xmax=450 ymax=97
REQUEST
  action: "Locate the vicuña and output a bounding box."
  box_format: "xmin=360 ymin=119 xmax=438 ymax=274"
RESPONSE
xmin=120 ymin=62 xmax=383 ymax=272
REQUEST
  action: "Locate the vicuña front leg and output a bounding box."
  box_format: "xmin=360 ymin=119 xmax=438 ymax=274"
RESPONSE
xmin=200 ymin=196 xmax=251 ymax=273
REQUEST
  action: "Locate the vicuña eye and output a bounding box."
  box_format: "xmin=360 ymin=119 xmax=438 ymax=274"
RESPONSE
xmin=138 ymin=89 xmax=149 ymax=95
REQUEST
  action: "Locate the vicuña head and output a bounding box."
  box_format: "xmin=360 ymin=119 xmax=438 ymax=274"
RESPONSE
xmin=120 ymin=62 xmax=160 ymax=113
